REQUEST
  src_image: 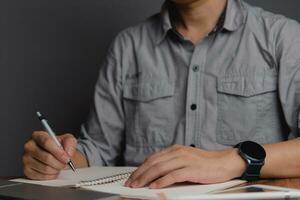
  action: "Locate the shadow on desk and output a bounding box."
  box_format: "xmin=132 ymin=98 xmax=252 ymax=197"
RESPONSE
xmin=0 ymin=180 xmax=117 ymax=200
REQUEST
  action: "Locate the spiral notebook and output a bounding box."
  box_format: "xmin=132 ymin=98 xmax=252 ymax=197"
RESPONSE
xmin=12 ymin=167 xmax=245 ymax=199
xmin=12 ymin=167 xmax=135 ymax=187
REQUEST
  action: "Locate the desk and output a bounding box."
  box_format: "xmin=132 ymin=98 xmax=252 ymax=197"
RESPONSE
xmin=250 ymin=178 xmax=300 ymax=189
xmin=2 ymin=177 xmax=300 ymax=200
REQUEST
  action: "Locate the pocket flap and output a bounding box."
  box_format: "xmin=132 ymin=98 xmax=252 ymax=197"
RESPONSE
xmin=123 ymin=81 xmax=174 ymax=102
xmin=217 ymin=75 xmax=277 ymax=97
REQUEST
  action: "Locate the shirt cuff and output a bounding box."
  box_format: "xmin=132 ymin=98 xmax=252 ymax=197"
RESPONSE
xmin=77 ymin=139 xmax=105 ymax=167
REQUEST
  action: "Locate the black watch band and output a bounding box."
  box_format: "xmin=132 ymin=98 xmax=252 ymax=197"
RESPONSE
xmin=235 ymin=141 xmax=266 ymax=181
xmin=240 ymin=162 xmax=263 ymax=181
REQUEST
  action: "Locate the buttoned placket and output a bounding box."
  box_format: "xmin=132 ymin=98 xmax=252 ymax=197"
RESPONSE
xmin=184 ymin=35 xmax=214 ymax=147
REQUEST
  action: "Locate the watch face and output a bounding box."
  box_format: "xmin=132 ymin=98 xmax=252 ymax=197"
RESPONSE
xmin=240 ymin=141 xmax=266 ymax=160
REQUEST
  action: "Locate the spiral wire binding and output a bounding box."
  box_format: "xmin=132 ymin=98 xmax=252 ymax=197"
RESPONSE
xmin=75 ymin=170 xmax=133 ymax=188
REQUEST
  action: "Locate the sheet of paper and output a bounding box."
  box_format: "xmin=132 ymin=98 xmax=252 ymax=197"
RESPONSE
xmin=12 ymin=166 xmax=245 ymax=199
xmin=11 ymin=166 xmax=136 ymax=187
xmin=82 ymin=179 xmax=245 ymax=199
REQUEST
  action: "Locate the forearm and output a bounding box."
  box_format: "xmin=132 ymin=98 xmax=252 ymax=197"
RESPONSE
xmin=218 ymin=138 xmax=300 ymax=180
xmin=260 ymin=138 xmax=300 ymax=178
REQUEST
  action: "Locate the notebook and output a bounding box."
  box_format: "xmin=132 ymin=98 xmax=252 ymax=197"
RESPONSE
xmin=12 ymin=167 xmax=245 ymax=200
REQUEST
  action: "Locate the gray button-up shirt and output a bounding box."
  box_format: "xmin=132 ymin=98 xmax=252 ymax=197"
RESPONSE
xmin=77 ymin=0 xmax=300 ymax=167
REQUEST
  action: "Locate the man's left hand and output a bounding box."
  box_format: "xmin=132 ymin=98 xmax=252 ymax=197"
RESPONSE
xmin=125 ymin=144 xmax=246 ymax=189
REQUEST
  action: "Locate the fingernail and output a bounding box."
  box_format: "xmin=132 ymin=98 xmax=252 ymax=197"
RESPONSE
xmin=125 ymin=180 xmax=130 ymax=187
xmin=125 ymin=179 xmax=131 ymax=187
xmin=149 ymin=183 xmax=157 ymax=189
xmin=131 ymin=181 xmax=140 ymax=188
xmin=66 ymin=146 xmax=75 ymax=157
xmin=130 ymin=181 xmax=137 ymax=188
xmin=61 ymin=153 xmax=70 ymax=163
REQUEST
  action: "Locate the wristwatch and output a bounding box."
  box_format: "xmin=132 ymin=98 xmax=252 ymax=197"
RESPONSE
xmin=234 ymin=141 xmax=266 ymax=181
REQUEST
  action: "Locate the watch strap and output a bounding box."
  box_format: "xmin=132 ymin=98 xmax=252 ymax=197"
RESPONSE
xmin=234 ymin=141 xmax=265 ymax=181
xmin=240 ymin=162 xmax=264 ymax=181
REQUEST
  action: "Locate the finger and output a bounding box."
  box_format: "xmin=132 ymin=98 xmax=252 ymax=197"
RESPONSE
xmin=25 ymin=140 xmax=66 ymax=170
xmin=24 ymin=167 xmax=58 ymax=180
xmin=32 ymin=131 xmax=69 ymax=163
xmin=60 ymin=134 xmax=77 ymax=157
xmin=23 ymin=155 xmax=60 ymax=175
xmin=149 ymin=168 xmax=191 ymax=189
xmin=144 ymin=145 xmax=182 ymax=164
xmin=130 ymin=157 xmax=186 ymax=188
xmin=126 ymin=145 xmax=183 ymax=186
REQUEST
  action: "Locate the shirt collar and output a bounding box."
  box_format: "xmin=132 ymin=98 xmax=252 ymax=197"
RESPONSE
xmin=223 ymin=0 xmax=246 ymax=31
xmin=155 ymin=5 xmax=173 ymax=45
xmin=155 ymin=0 xmax=246 ymax=45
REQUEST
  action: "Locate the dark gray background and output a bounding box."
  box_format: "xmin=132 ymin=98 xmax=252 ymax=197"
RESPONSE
xmin=0 ymin=0 xmax=299 ymax=176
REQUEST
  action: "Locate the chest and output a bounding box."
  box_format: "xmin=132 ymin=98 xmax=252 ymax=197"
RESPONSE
xmin=121 ymin=30 xmax=282 ymax=148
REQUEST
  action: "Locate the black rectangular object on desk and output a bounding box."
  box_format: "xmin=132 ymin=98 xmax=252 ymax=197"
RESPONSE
xmin=0 ymin=180 xmax=117 ymax=200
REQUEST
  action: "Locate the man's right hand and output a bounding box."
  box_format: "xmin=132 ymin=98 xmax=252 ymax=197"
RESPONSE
xmin=23 ymin=131 xmax=78 ymax=180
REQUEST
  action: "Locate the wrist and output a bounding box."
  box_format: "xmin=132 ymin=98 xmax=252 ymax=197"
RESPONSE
xmin=72 ymin=149 xmax=89 ymax=168
xmin=227 ymin=148 xmax=247 ymax=179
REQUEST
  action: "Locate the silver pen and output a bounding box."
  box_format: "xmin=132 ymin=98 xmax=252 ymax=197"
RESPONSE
xmin=36 ymin=111 xmax=76 ymax=172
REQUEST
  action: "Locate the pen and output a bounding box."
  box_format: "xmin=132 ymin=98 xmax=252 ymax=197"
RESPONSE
xmin=36 ymin=111 xmax=76 ymax=172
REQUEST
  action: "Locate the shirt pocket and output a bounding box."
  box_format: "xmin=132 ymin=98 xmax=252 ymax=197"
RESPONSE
xmin=123 ymin=80 xmax=175 ymax=147
xmin=216 ymin=74 xmax=277 ymax=146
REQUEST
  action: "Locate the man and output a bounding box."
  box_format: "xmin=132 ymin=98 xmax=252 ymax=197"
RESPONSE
xmin=23 ymin=0 xmax=300 ymax=189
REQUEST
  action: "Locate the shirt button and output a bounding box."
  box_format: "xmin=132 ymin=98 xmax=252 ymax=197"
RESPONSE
xmin=192 ymin=65 xmax=200 ymax=72
xmin=190 ymin=104 xmax=197 ymax=111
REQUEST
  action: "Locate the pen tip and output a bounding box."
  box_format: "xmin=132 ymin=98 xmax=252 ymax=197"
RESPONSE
xmin=69 ymin=160 xmax=77 ymax=172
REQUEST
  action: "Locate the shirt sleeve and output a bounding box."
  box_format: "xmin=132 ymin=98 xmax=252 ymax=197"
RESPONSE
xmin=77 ymin=41 xmax=125 ymax=166
xmin=275 ymin=18 xmax=300 ymax=137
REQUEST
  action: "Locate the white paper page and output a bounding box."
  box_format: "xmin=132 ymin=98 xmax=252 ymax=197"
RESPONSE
xmin=12 ymin=166 xmax=245 ymax=199
xmin=82 ymin=178 xmax=245 ymax=199
xmin=11 ymin=166 xmax=136 ymax=187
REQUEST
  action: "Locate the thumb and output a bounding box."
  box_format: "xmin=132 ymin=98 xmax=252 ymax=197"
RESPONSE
xmin=59 ymin=134 xmax=77 ymax=158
